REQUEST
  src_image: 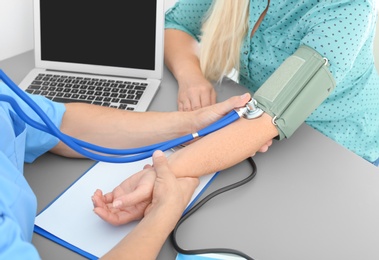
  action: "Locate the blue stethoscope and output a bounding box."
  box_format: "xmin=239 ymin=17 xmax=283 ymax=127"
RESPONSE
xmin=0 ymin=69 xmax=258 ymax=163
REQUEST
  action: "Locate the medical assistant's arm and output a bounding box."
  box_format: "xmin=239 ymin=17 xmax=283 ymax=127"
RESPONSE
xmin=101 ymin=202 xmax=177 ymax=260
xmin=100 ymin=189 xmax=187 ymax=260
xmin=165 ymin=29 xmax=216 ymax=111
xmin=168 ymin=113 xmax=278 ymax=178
xmin=50 ymin=103 xmax=187 ymax=157
xmin=50 ymin=94 xmax=250 ymax=158
xmin=99 ymin=150 xmax=199 ymax=260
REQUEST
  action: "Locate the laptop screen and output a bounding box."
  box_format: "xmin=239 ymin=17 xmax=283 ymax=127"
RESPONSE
xmin=38 ymin=1 xmax=160 ymax=72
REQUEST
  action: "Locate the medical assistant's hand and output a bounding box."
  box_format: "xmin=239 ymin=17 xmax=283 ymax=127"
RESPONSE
xmin=99 ymin=151 xmax=199 ymax=260
xmin=92 ymin=167 xmax=155 ymax=226
xmin=143 ymin=150 xmax=199 ymax=219
xmin=191 ymin=93 xmax=273 ymax=154
xmin=177 ymin=74 xmax=217 ymax=111
xmin=92 ymin=151 xmax=199 ymax=226
xmin=189 ymin=92 xmax=250 ymax=133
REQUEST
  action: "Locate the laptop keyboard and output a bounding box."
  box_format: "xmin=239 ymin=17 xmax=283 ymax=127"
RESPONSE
xmin=25 ymin=73 xmax=149 ymax=110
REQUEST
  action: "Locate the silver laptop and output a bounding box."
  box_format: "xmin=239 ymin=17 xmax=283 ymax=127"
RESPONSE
xmin=19 ymin=0 xmax=164 ymax=111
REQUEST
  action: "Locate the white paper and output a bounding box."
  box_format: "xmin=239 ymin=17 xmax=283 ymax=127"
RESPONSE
xmin=35 ymin=150 xmax=215 ymax=258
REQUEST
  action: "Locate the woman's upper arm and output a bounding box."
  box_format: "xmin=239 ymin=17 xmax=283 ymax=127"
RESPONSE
xmin=164 ymin=0 xmax=212 ymax=42
xmin=299 ymin=0 xmax=377 ymax=84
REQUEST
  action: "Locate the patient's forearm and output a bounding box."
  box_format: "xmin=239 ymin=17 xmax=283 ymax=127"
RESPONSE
xmin=168 ymin=113 xmax=278 ymax=178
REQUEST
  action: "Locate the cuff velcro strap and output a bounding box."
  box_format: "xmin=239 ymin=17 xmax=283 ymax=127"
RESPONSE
xmin=253 ymin=45 xmax=336 ymax=140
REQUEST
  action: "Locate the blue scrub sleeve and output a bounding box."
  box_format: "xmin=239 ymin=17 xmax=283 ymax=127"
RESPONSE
xmin=23 ymin=94 xmax=66 ymax=162
xmin=0 ymin=152 xmax=41 ymax=259
xmin=0 ymin=81 xmax=66 ymax=163
xmin=0 ymin=200 xmax=41 ymax=259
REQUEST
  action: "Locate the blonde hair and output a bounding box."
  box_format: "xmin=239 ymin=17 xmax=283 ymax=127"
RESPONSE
xmin=200 ymin=0 xmax=250 ymax=82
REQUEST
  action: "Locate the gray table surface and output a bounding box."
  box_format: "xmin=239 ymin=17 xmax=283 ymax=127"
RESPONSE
xmin=1 ymin=51 xmax=378 ymax=260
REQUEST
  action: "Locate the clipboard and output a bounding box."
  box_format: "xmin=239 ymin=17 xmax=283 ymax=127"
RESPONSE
xmin=34 ymin=150 xmax=218 ymax=259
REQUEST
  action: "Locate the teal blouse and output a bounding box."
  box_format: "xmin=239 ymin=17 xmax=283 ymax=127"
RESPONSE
xmin=165 ymin=0 xmax=379 ymax=163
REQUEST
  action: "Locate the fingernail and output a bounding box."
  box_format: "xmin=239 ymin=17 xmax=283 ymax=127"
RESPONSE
xmin=113 ymin=200 xmax=122 ymax=208
xmin=240 ymin=93 xmax=248 ymax=99
xmin=153 ymin=150 xmax=164 ymax=157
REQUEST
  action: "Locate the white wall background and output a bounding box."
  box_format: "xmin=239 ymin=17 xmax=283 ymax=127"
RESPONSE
xmin=0 ymin=0 xmax=378 ymax=73
xmin=0 ymin=0 xmax=33 ymax=60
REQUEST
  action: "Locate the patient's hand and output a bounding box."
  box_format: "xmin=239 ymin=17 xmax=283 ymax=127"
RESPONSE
xmin=92 ymin=167 xmax=156 ymax=226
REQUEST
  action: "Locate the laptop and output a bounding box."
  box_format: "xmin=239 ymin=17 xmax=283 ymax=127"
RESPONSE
xmin=19 ymin=0 xmax=164 ymax=111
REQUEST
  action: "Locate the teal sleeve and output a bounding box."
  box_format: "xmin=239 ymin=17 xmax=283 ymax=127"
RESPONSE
xmin=299 ymin=0 xmax=377 ymax=85
xmin=165 ymin=0 xmax=212 ymax=42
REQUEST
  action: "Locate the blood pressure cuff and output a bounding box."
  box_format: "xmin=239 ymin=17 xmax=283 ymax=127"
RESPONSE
xmin=253 ymin=45 xmax=336 ymax=140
